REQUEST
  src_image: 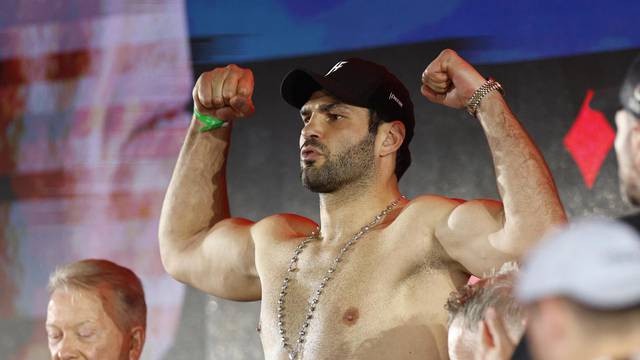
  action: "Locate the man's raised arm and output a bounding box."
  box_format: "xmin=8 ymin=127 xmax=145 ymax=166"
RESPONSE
xmin=159 ymin=65 xmax=261 ymax=300
xmin=422 ymin=50 xmax=567 ymax=275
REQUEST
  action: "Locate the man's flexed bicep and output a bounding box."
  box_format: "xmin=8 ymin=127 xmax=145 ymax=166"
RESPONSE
xmin=161 ymin=217 xmax=261 ymax=301
xmin=422 ymin=49 xmax=567 ymax=275
xmin=435 ymin=200 xmax=518 ymax=277
xmin=159 ymin=63 xmax=260 ymax=300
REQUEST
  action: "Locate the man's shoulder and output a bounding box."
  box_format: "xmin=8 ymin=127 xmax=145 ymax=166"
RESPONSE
xmin=406 ymin=194 xmax=465 ymax=206
xmin=401 ymin=195 xmax=504 ymax=238
xmin=392 ymin=195 xmax=468 ymax=229
xmin=401 ymin=194 xmax=466 ymax=215
xmin=252 ymin=213 xmax=318 ymax=241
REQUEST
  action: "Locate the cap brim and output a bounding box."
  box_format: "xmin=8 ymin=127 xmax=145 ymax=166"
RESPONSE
xmin=516 ymin=219 xmax=640 ymax=310
xmin=280 ymin=69 xmax=364 ymax=109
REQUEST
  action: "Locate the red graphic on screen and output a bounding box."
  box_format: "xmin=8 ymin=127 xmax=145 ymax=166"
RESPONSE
xmin=563 ymin=90 xmax=615 ymax=189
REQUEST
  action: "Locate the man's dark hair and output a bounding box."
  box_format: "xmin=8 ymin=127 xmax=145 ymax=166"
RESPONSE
xmin=369 ymin=110 xmax=412 ymax=180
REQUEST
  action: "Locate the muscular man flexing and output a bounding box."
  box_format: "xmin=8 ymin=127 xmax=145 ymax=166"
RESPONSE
xmin=159 ymin=50 xmax=566 ymax=360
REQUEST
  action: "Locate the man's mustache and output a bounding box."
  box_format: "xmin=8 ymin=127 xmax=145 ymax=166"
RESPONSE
xmin=301 ymin=138 xmax=328 ymax=153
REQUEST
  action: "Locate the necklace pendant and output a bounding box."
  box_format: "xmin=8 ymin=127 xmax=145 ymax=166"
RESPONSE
xmin=289 ymin=351 xmax=298 ymax=360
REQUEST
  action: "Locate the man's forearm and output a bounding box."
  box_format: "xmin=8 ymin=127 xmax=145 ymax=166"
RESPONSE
xmin=477 ymin=92 xmax=566 ymax=253
xmin=159 ymin=118 xmax=231 ymax=251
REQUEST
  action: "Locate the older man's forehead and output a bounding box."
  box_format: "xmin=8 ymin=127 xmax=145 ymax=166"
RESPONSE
xmin=47 ymin=288 xmax=107 ymax=318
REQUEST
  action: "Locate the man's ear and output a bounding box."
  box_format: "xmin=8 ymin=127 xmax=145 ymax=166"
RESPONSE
xmin=379 ymin=120 xmax=405 ymax=157
xmin=480 ymin=319 xmax=495 ymax=348
xmin=128 ymin=326 xmax=145 ymax=360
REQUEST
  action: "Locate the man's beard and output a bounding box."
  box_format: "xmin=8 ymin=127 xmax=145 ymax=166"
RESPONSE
xmin=620 ymin=175 xmax=640 ymax=206
xmin=616 ymin=142 xmax=640 ymax=206
xmin=300 ymin=134 xmax=376 ymax=193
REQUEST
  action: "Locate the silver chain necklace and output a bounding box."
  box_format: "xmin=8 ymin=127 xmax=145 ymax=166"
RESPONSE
xmin=277 ymin=197 xmax=403 ymax=360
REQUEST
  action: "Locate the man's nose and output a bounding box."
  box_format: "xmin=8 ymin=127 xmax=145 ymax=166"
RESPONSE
xmin=53 ymin=336 xmax=80 ymax=360
xmin=300 ymin=113 xmax=324 ymax=140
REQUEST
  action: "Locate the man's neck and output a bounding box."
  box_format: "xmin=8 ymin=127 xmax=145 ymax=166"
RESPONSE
xmin=317 ymin=177 xmax=404 ymax=244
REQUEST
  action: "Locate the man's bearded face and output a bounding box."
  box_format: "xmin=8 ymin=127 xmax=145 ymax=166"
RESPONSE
xmin=300 ymin=132 xmax=376 ymax=193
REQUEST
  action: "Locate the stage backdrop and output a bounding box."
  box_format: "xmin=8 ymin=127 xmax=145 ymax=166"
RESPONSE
xmin=1 ymin=1 xmax=640 ymax=359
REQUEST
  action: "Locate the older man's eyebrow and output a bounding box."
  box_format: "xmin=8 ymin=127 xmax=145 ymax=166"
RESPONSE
xmin=74 ymin=320 xmax=96 ymax=327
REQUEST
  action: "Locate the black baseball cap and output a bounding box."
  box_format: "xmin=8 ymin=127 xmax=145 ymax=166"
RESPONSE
xmin=620 ymin=54 xmax=640 ymax=118
xmin=280 ymin=58 xmax=415 ymax=146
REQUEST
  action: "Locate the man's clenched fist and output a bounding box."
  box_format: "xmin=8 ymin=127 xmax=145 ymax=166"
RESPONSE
xmin=421 ymin=49 xmax=487 ymax=109
xmin=193 ymin=64 xmax=255 ymax=121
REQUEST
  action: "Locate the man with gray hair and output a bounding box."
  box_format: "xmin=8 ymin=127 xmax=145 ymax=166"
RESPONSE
xmin=447 ymin=263 xmax=525 ymax=360
xmin=45 ymin=259 xmax=147 ymax=360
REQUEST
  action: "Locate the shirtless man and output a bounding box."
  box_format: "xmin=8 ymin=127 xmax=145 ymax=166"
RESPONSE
xmin=159 ymin=49 xmax=566 ymax=360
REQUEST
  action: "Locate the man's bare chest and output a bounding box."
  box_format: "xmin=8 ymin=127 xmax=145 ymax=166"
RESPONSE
xmin=255 ymin=233 xmax=458 ymax=359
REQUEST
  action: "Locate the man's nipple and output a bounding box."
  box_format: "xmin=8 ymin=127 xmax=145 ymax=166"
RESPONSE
xmin=342 ymin=307 xmax=360 ymax=326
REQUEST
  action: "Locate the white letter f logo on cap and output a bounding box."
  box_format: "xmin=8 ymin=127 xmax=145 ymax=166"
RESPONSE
xmin=326 ymin=61 xmax=348 ymax=76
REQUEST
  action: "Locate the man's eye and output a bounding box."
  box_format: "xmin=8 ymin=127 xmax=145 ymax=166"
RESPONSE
xmin=328 ymin=113 xmax=344 ymax=120
xmin=47 ymin=331 xmax=62 ymax=341
xmin=78 ymin=328 xmax=96 ymax=338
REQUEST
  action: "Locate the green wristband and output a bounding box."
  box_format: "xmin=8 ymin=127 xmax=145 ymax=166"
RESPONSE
xmin=193 ymin=109 xmax=226 ymax=132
